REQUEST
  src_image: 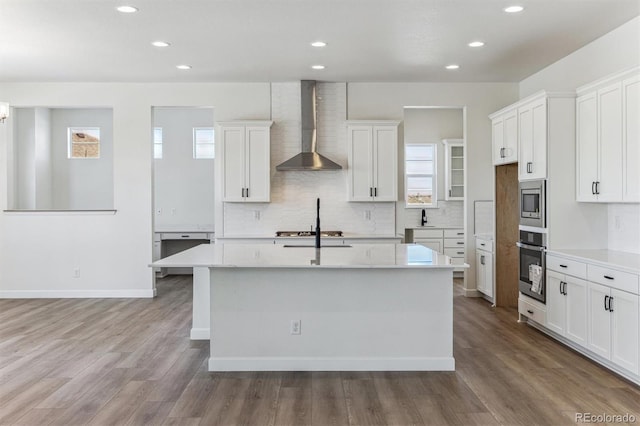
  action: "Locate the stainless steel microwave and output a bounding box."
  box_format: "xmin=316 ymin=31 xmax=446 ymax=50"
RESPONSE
xmin=519 ymin=180 xmax=546 ymax=228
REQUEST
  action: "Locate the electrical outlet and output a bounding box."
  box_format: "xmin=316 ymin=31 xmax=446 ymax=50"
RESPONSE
xmin=290 ymin=320 xmax=301 ymax=335
xmin=614 ymin=215 xmax=621 ymax=230
xmin=254 ymin=211 xmax=261 ymax=220
xmin=171 ymin=208 xmax=176 ymax=216
xmin=73 ymin=267 xmax=80 ymax=278
xmin=364 ymin=210 xmax=371 ymax=220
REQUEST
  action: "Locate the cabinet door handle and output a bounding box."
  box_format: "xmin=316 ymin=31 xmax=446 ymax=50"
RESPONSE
xmin=591 ymin=182 xmax=596 ymax=195
xmin=374 ymin=187 xmax=377 ymax=197
xmin=500 ymin=147 xmax=505 ymax=158
xmin=608 ymin=296 xmax=613 ymax=312
xmin=604 ymin=295 xmax=609 ymax=311
xmin=559 ymin=281 xmax=564 ymax=295
xmin=449 ymin=189 xmax=452 ymax=197
xmin=595 ymin=181 xmax=600 ymax=195
xmin=370 ymin=187 xmax=373 ymax=197
xmin=480 ymin=255 xmax=485 ymax=265
xmin=604 ymin=275 xmax=614 ymax=280
xmin=246 ymin=188 xmax=249 ymax=198
xmin=563 ymin=282 xmax=567 ymax=295
xmin=242 ymin=188 xmax=245 ymax=197
xmin=526 ymin=162 xmax=533 ymax=173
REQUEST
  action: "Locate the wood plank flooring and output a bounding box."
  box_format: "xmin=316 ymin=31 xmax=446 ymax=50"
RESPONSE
xmin=1 ymin=276 xmax=639 ymax=425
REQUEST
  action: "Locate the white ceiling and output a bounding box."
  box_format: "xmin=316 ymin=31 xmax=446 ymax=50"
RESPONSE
xmin=1 ymin=0 xmax=638 ymax=83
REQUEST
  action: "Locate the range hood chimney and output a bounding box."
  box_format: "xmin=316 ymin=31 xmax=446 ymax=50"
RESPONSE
xmin=276 ymin=80 xmax=342 ymax=171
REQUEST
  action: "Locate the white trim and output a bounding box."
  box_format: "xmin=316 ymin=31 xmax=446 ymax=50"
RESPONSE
xmin=576 ymin=66 xmax=640 ymax=95
xmin=208 ymin=356 xmax=455 ymax=372
xmin=0 ymin=289 xmax=154 ymax=299
xmin=190 ymin=328 xmax=210 ymax=340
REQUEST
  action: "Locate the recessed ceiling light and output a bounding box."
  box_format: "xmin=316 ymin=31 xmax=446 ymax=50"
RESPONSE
xmin=176 ymin=65 xmax=192 ymax=70
xmin=445 ymin=64 xmax=460 ymax=70
xmin=468 ymin=41 xmax=485 ymax=47
xmin=504 ymin=5 xmax=524 ymax=13
xmin=311 ymin=65 xmax=325 ymax=70
xmin=116 ymin=5 xmax=138 ymax=13
xmin=151 ymin=41 xmax=171 ymax=47
xmin=311 ymin=41 xmax=327 ymax=47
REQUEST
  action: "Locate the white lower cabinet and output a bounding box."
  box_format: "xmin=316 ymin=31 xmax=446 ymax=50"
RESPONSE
xmin=542 ymin=253 xmax=640 ymax=383
xmin=475 ymin=237 xmax=493 ymax=298
xmin=546 ymin=270 xmax=588 ymax=346
xmin=587 ymin=282 xmax=639 ymax=374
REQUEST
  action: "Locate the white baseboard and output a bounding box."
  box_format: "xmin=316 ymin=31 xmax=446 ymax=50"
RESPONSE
xmin=190 ymin=328 xmax=210 ymax=340
xmin=0 ymin=289 xmax=154 ymax=299
xmin=208 ymin=356 xmax=455 ymax=372
xmin=464 ymin=288 xmax=482 ymax=297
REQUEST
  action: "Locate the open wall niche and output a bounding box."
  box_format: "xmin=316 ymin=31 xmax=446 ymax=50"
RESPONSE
xmin=8 ymin=107 xmax=114 ymax=210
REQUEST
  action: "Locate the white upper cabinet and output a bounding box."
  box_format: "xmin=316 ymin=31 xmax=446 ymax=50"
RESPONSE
xmin=623 ymin=75 xmax=640 ymax=202
xmin=491 ymin=108 xmax=518 ymax=165
xmin=442 ymin=139 xmax=464 ymax=200
xmin=576 ymin=68 xmax=640 ymax=203
xmin=518 ymin=96 xmax=547 ymax=180
xmin=347 ymin=121 xmax=398 ymax=202
xmin=218 ymin=121 xmax=272 ymax=202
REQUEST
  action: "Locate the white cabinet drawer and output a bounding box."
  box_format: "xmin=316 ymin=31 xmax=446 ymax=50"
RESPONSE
xmin=414 ymin=229 xmax=443 ymax=238
xmin=161 ymin=232 xmax=210 ymax=240
xmin=546 ymin=255 xmax=587 ymax=279
xmin=587 ymin=265 xmax=639 ymax=294
xmin=444 ymin=237 xmax=465 ymax=248
xmin=450 ymin=257 xmax=466 ymax=266
xmin=444 ymin=229 xmax=465 ymax=238
xmin=475 ymin=238 xmax=493 ymax=252
xmin=519 ymin=297 xmax=546 ymax=324
xmin=444 ymin=248 xmax=465 ymax=258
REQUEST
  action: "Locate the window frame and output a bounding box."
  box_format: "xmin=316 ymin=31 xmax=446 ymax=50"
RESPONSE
xmin=404 ymin=142 xmax=438 ymax=208
xmin=192 ymin=127 xmax=215 ymax=159
xmin=153 ymin=127 xmax=163 ymax=159
xmin=68 ymin=127 xmax=101 ymax=159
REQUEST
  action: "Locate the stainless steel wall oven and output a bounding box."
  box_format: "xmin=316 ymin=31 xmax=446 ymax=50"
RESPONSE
xmin=517 ymin=230 xmax=546 ymax=303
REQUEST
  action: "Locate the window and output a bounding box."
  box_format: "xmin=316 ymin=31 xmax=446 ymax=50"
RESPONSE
xmin=153 ymin=127 xmax=163 ymax=159
xmin=193 ymin=127 xmax=214 ymax=159
xmin=68 ymin=127 xmax=100 ymax=159
xmin=405 ymin=143 xmax=437 ymax=207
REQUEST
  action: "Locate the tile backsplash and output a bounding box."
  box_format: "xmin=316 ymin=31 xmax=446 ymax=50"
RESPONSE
xmin=402 ymin=201 xmax=464 ymax=229
xmin=223 ymin=82 xmax=396 ymax=236
xmin=608 ymin=203 xmax=640 ymax=254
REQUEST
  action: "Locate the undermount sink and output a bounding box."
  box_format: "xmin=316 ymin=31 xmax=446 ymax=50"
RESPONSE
xmin=283 ymin=245 xmax=352 ymax=248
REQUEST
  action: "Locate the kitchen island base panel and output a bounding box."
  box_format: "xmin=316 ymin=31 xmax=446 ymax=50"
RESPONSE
xmin=209 ymin=267 xmax=453 ymax=372
xmin=208 ymin=356 xmax=455 ymax=372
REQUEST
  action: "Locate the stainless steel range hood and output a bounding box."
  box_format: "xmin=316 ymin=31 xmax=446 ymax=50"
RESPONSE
xmin=276 ymin=80 xmax=342 ymax=171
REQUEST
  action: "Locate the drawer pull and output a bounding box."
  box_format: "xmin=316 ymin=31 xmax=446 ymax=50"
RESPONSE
xmin=604 ymin=275 xmax=614 ymax=280
xmin=457 ymin=242 xmax=464 ymax=245
xmin=480 ymin=243 xmax=485 ymax=246
xmin=457 ymin=251 xmax=464 ymax=255
xmin=559 ymin=264 xmax=567 ymax=268
xmin=457 ymin=232 xmax=464 ymax=235
xmin=181 ymin=235 xmax=189 ymax=238
xmin=527 ymin=309 xmax=534 ymax=315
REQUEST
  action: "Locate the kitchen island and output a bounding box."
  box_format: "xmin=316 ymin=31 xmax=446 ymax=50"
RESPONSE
xmin=151 ymin=243 xmax=460 ymax=372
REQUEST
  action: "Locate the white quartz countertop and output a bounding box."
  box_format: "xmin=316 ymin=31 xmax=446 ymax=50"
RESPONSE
xmin=216 ymin=234 xmax=401 ymax=239
xmin=151 ymin=243 xmax=461 ymax=269
xmin=474 ymin=234 xmax=493 ymax=240
xmin=546 ymin=249 xmax=640 ymax=274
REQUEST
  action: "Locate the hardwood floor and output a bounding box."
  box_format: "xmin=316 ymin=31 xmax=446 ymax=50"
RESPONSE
xmin=1 ymin=276 xmax=639 ymax=425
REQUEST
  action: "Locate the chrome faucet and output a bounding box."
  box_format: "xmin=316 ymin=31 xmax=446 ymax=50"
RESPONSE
xmin=421 ymin=209 xmax=427 ymax=226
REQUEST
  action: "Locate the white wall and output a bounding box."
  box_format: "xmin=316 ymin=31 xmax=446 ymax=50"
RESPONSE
xmin=520 ymin=16 xmax=640 ymax=97
xmin=347 ymin=82 xmax=520 ymax=292
xmin=519 ymin=16 xmax=640 ymax=253
xmin=34 ymin=108 xmax=52 ymax=209
xmin=14 ymin=108 xmax=36 ymax=209
xmin=0 ymin=82 xmax=270 ymax=297
xmin=153 ymin=107 xmax=215 ymax=232
xmin=51 ymin=108 xmax=113 ymax=210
